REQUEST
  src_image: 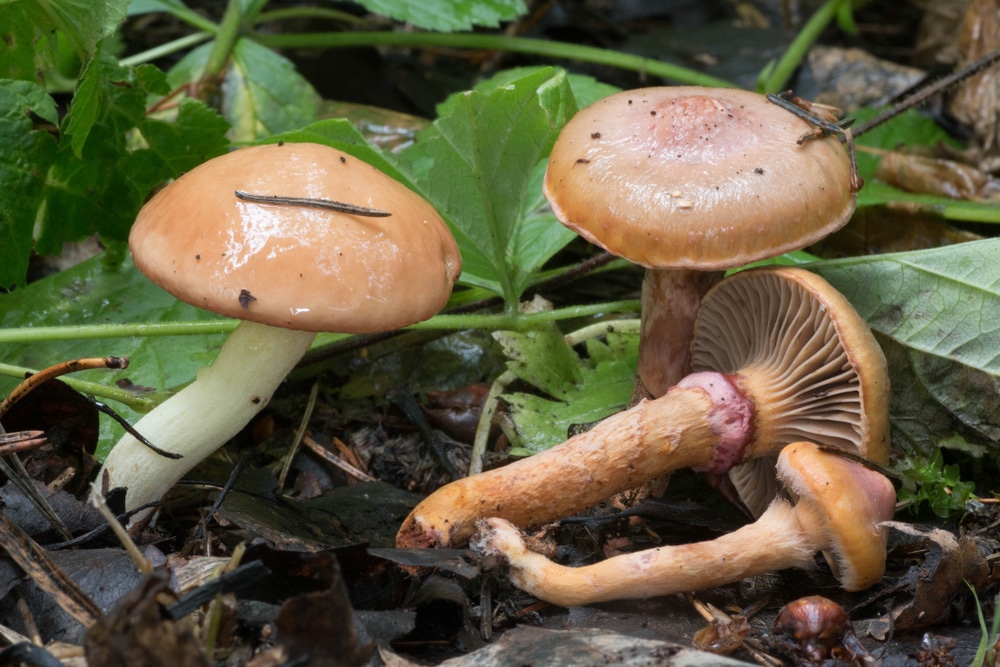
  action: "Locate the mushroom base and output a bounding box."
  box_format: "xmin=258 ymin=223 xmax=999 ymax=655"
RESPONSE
xmin=94 ymin=321 xmax=316 ymax=521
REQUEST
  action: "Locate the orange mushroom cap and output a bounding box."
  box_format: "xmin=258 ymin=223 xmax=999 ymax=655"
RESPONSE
xmin=130 ymin=142 xmax=461 ymax=333
xmin=778 ymin=442 xmax=896 ymax=591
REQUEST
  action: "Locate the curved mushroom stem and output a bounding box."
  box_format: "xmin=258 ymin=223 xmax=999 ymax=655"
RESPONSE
xmin=635 ymin=268 xmax=723 ymax=400
xmin=396 ymin=372 xmax=754 ymax=549
xmin=95 ymin=321 xmax=315 ymax=521
xmin=472 ymin=442 xmax=896 ymax=606
xmin=474 ymin=501 xmax=813 ymax=606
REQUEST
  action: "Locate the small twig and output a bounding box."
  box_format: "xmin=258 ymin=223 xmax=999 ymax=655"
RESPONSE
xmin=853 ymin=47 xmax=1000 ymax=137
xmin=89 ymin=397 xmax=182 ymax=459
xmin=45 ymin=502 xmax=162 ymax=550
xmin=0 ymin=356 xmax=128 ymax=420
xmin=195 ymin=456 xmax=250 ymax=545
xmin=301 ymin=435 xmax=376 ymax=482
xmin=0 ymin=430 xmax=47 ymax=455
xmin=235 ymin=190 xmax=391 ymax=217
xmin=90 ymin=483 xmax=153 ymax=575
xmin=766 ymin=91 xmax=863 ymax=193
xmin=277 ymin=381 xmax=320 ymax=492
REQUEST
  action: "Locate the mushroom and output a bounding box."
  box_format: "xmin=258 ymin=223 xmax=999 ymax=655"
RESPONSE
xmin=544 ymin=87 xmax=857 ymax=399
xmin=771 ymin=595 xmax=872 ymax=664
xmin=472 ymin=441 xmax=896 ymax=606
xmin=96 ymin=142 xmax=461 ymax=518
xmin=396 ymin=266 xmax=888 ymax=549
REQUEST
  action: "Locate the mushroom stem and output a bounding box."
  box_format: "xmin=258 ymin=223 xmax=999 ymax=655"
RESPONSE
xmin=476 ymin=501 xmax=813 ymax=606
xmin=96 ymin=321 xmax=315 ymax=519
xmin=473 ymin=442 xmax=896 ymax=606
xmin=396 ymin=372 xmax=754 ymax=549
xmin=636 ymin=268 xmax=723 ymax=400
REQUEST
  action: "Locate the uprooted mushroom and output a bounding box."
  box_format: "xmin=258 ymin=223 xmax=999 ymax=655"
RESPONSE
xmin=472 ymin=441 xmax=896 ymax=606
xmin=396 ymin=267 xmax=889 ymax=550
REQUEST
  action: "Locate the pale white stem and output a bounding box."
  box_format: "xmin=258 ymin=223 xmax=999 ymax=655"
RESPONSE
xmin=96 ymin=321 xmax=315 ymax=519
xmin=474 ymin=499 xmax=819 ymax=607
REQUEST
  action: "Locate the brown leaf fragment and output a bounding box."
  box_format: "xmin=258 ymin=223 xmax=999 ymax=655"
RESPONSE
xmin=0 ymin=512 xmax=101 ymax=628
xmin=874 ymin=151 xmax=1000 ymax=200
xmin=272 ymin=569 xmax=373 ymax=667
xmin=947 ymin=0 xmax=1000 ymax=170
xmin=880 ymin=522 xmax=989 ymax=631
xmin=83 ymin=570 xmax=209 ymax=667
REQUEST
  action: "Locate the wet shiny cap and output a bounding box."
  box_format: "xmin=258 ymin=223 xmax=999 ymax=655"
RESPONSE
xmin=777 ymin=442 xmax=896 ymax=591
xmin=544 ymin=87 xmax=856 ymax=270
xmin=130 ymin=143 xmax=461 ymax=333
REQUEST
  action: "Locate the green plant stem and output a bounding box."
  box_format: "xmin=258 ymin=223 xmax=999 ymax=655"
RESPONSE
xmin=196 ymin=0 xmax=245 ymax=96
xmin=156 ymin=2 xmax=221 ymax=34
xmin=120 ymin=32 xmax=214 ymax=67
xmin=0 ymin=363 xmax=156 ymax=412
xmin=0 ymin=321 xmax=238 ymax=343
xmin=759 ymin=0 xmax=846 ymax=93
xmin=255 ymin=32 xmax=734 ymax=88
xmin=0 ymin=301 xmax=640 ymax=344
xmin=254 ymin=7 xmax=365 ymax=26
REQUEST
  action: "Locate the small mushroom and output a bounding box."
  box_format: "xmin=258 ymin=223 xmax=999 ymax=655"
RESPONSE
xmin=544 ymin=87 xmax=856 ymax=399
xmin=396 ymin=267 xmax=888 ymax=549
xmin=771 ymin=595 xmax=872 ymax=664
xmin=96 ymin=143 xmax=461 ymax=518
xmin=472 ymin=441 xmax=896 ymax=606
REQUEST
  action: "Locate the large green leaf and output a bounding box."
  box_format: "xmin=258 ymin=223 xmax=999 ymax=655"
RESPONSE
xmin=813 ymin=238 xmax=1000 ymax=376
xmin=0 ymin=0 xmax=128 ymax=73
xmin=0 ymin=79 xmax=60 ymax=288
xmin=0 ymin=52 xmax=228 ymax=288
xmin=0 ymin=254 xmax=229 ymax=457
xmin=399 ymin=66 xmax=577 ymax=305
xmin=813 ymin=238 xmax=1000 ymax=453
xmin=352 ymin=0 xmax=526 ymax=32
xmin=167 ymin=39 xmax=320 ymax=142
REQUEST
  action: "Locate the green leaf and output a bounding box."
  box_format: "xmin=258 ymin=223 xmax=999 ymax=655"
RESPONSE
xmin=0 ymin=50 xmax=228 ymax=287
xmin=0 ymin=0 xmax=128 ymax=66
xmin=267 ymin=118 xmax=415 ymax=186
xmin=812 ymin=238 xmax=1000 ymax=376
xmin=0 ymin=79 xmax=60 ymax=288
xmin=472 ymin=66 xmax=620 ymax=109
xmin=0 ymin=253 xmax=230 ymax=458
xmin=352 ymin=0 xmax=527 ymax=32
xmin=399 ymin=67 xmax=577 ymax=304
xmin=0 ymin=6 xmax=54 ymax=81
xmin=168 ymin=39 xmax=320 ymax=141
xmin=500 ymin=331 xmax=638 ymax=455
xmin=34 ymin=56 xmax=228 ymax=257
xmin=812 ymin=238 xmax=1000 ymax=452
xmin=494 ymin=326 xmax=583 ymax=401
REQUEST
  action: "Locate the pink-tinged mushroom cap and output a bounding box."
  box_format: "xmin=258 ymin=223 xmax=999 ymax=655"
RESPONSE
xmin=543 ymin=87 xmax=856 ymax=270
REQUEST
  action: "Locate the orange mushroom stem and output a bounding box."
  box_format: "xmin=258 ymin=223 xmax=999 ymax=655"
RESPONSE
xmin=472 ymin=442 xmax=896 ymax=606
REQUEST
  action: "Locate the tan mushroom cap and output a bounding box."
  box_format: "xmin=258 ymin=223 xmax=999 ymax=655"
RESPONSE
xmin=777 ymin=442 xmax=896 ymax=591
xmin=130 ymin=142 xmax=462 ymax=333
xmin=691 ymin=267 xmax=890 ymax=516
xmin=544 ymin=87 xmax=856 ymax=270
